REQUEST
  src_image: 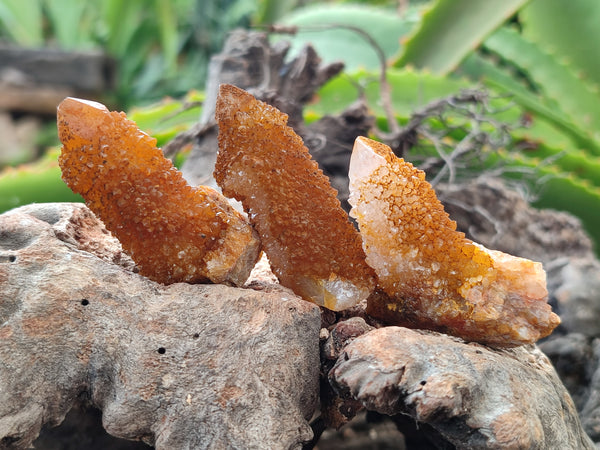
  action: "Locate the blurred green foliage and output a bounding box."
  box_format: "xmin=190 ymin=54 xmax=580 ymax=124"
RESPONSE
xmin=0 ymin=0 xmax=255 ymax=107
xmin=0 ymin=0 xmax=599 ymax=251
xmin=269 ymin=0 xmax=600 ymax=251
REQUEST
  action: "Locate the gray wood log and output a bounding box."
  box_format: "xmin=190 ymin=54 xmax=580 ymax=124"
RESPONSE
xmin=0 ymin=203 xmax=321 ymax=449
xmin=0 ymin=45 xmax=114 ymax=114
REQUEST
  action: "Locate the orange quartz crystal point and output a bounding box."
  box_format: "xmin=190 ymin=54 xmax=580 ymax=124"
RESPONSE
xmin=214 ymin=84 xmax=375 ymax=311
xmin=348 ymin=136 xmax=560 ymax=347
xmin=57 ymin=97 xmax=260 ymax=286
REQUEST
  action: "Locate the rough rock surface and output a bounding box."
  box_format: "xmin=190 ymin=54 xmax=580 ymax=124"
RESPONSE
xmin=541 ymin=334 xmax=600 ymax=443
xmin=437 ymin=178 xmax=594 ymax=264
xmin=0 ymin=202 xmax=321 ymax=449
xmin=548 ymin=257 xmax=600 ymax=336
xmin=329 ymin=326 xmax=595 ymax=449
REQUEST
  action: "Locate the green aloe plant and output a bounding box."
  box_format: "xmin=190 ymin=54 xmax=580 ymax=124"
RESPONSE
xmin=396 ymin=0 xmax=600 ymax=249
xmin=394 ymin=0 xmax=529 ymax=74
xmin=1 ymin=0 xmax=599 ymax=251
xmin=275 ymin=0 xmax=600 ymax=250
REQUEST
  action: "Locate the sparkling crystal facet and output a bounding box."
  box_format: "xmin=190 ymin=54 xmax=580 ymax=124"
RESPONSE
xmin=349 ymin=136 xmax=560 ymax=346
xmin=214 ymin=85 xmax=375 ymax=310
xmin=57 ymin=97 xmax=260 ymax=285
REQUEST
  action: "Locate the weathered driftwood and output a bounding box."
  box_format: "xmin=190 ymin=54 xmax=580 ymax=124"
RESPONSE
xmin=328 ymin=325 xmax=595 ymax=449
xmin=319 ymin=317 xmax=375 ymax=430
xmin=0 ymin=200 xmax=596 ymax=448
xmin=198 ymin=29 xmax=343 ymax=129
xmin=0 ymin=203 xmax=321 ymax=449
xmin=176 ymin=29 xmax=373 ymax=209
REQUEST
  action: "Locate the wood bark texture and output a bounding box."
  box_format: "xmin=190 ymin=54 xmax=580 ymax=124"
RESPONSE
xmin=329 ymin=325 xmax=595 ymax=449
xmin=0 ymin=203 xmax=321 ymax=449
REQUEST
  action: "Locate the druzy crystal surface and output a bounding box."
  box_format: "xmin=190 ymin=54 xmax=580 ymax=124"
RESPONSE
xmin=57 ymin=97 xmax=260 ymax=285
xmin=214 ymin=85 xmax=375 ymax=311
xmin=349 ymin=137 xmax=560 ymax=346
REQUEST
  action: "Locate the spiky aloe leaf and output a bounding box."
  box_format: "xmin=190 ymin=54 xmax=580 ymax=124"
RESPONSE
xmin=520 ymin=0 xmax=600 ymax=90
xmin=0 ymin=148 xmax=83 ymax=213
xmin=393 ymin=0 xmax=528 ymax=74
xmin=273 ymin=4 xmax=420 ymax=72
xmin=534 ymin=175 xmax=600 ymax=251
xmin=517 ymin=143 xmax=600 ymax=188
xmin=501 ymin=152 xmax=600 ymax=250
xmin=459 ymin=53 xmax=600 ymax=154
xmin=128 ymin=91 xmax=203 ymax=147
xmin=483 ymin=27 xmax=600 ymax=148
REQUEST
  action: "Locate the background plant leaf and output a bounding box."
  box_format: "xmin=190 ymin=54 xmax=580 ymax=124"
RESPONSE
xmin=458 ymin=53 xmax=600 ymax=153
xmin=483 ymin=27 xmax=600 ymax=147
xmin=309 ymin=68 xmax=469 ymax=118
xmin=0 ymin=0 xmax=43 ymax=46
xmin=44 ymin=0 xmax=92 ymax=49
xmin=394 ymin=0 xmax=528 ymax=74
xmin=273 ymin=4 xmax=420 ymax=71
xmin=0 ymin=149 xmax=83 ymax=213
xmin=520 ymin=0 xmax=600 ymax=89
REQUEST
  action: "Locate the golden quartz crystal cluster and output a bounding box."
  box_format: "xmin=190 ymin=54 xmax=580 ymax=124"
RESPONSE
xmin=349 ymin=136 xmax=560 ymax=346
xmin=214 ymin=85 xmax=375 ymax=311
xmin=57 ymin=86 xmax=560 ymax=347
xmin=57 ymin=97 xmax=260 ymax=286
